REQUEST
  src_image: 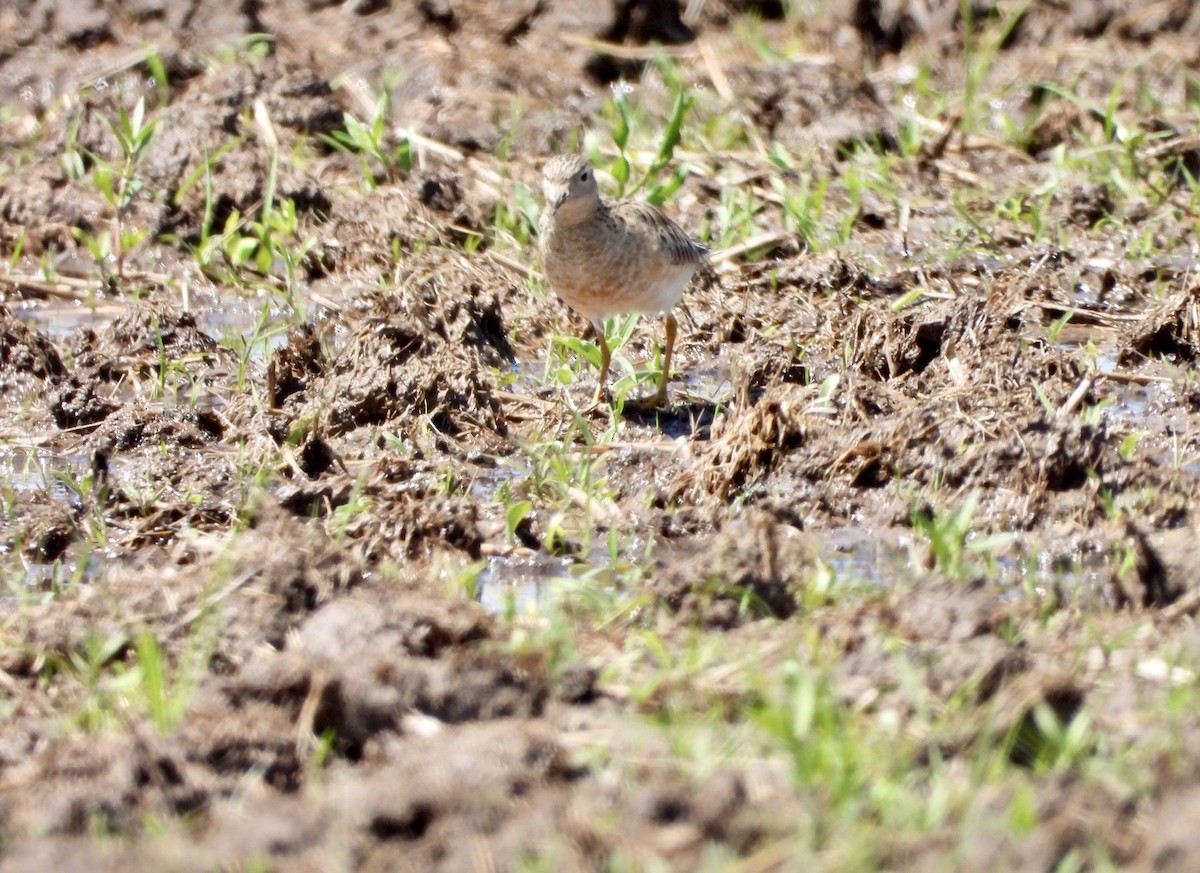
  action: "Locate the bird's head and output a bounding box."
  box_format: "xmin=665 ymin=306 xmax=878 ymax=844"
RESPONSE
xmin=542 ymin=154 xmax=600 ymax=219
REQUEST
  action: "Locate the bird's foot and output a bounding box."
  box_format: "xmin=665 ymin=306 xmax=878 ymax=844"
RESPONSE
xmin=573 ymin=384 xmax=611 ymax=416
xmin=621 ymin=390 xmax=670 ymax=412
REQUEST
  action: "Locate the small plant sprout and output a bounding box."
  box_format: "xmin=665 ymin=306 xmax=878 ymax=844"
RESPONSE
xmin=492 ymin=181 xmax=540 ymax=249
xmin=773 ymin=171 xmax=829 ymax=251
xmin=911 ymin=490 xmax=975 ymax=579
xmin=601 ymin=75 xmax=695 ymax=204
xmin=320 ymin=83 xmax=412 ymax=187
xmin=1046 ymin=307 xmax=1077 ymax=344
xmin=1119 ymin=431 xmax=1144 ymax=461
xmin=191 ymin=101 xmax=319 ymax=318
xmin=960 ymin=0 xmax=1032 ymax=136
xmin=78 ymin=96 xmax=161 ymax=281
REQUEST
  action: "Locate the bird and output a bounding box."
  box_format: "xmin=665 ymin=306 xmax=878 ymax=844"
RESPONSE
xmin=538 ymin=154 xmax=708 ymax=408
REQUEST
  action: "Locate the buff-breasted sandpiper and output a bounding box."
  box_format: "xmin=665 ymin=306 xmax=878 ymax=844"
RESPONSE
xmin=538 ymin=154 xmax=708 ymax=408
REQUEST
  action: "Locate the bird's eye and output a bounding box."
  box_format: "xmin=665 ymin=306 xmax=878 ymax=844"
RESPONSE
xmin=580 ymin=171 xmax=590 ymax=182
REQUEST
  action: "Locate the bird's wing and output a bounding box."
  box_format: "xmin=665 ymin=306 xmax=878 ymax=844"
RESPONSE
xmin=610 ymin=200 xmax=708 ymax=266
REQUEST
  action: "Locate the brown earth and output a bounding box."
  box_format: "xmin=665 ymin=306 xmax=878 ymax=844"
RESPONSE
xmin=3 ymin=0 xmax=1200 ymax=870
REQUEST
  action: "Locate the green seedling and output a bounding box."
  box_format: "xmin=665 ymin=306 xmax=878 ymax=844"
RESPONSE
xmin=203 ymin=198 xmax=316 ymax=319
xmin=492 ymin=181 xmax=540 ymax=248
xmin=329 ymin=465 xmax=371 ymax=544
xmin=1004 ymin=701 xmax=1094 ymax=774
xmin=77 ymin=96 xmax=161 ymax=281
xmin=775 ymin=171 xmax=831 ymax=251
xmin=218 ymin=301 xmax=290 ymax=396
xmin=547 ymin=313 xmax=638 ymax=397
xmin=141 ymin=46 xmax=171 ymax=108
xmin=1046 ymin=307 xmax=1076 ymax=344
xmin=496 ymin=478 xmax=533 ymax=544
xmin=891 ymin=286 xmax=928 ymax=312
xmin=960 ymin=0 xmax=1032 ymax=135
xmin=320 ymin=88 xmax=412 ymax=187
xmin=133 ymin=625 xmax=214 ymax=734
xmin=713 ymin=184 xmax=765 ymax=250
xmin=452 ymin=560 xmax=486 ymax=602
xmin=910 ymin=490 xmax=977 ymax=579
xmin=748 ymin=658 xmax=871 ymax=807
xmin=1027 ymin=378 xmax=1054 ymax=416
xmin=601 ymin=74 xmax=695 ymax=203
xmin=55 ymin=631 xmax=130 ymax=732
xmin=192 ymin=102 xmax=316 ymax=319
xmin=59 ymin=112 xmax=87 ymax=181
xmin=172 ymin=137 xmax=243 ymax=210
xmin=1118 ymin=431 xmax=1144 ymax=461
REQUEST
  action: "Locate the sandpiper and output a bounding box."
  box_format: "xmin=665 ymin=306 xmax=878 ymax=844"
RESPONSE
xmin=538 ymin=154 xmax=708 ymax=408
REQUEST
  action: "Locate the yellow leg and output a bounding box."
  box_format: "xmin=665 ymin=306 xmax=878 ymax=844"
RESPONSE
xmin=592 ymin=327 xmax=611 ymax=405
xmin=654 ymin=314 xmax=677 ymax=407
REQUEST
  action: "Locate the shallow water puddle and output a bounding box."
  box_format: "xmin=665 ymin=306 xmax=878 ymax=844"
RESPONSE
xmin=4 ymin=546 xmax=104 ymax=598
xmin=820 ymin=525 xmax=913 ymax=587
xmin=11 ymin=293 xmax=299 ymax=364
xmin=199 ymin=296 xmax=298 ymax=360
xmin=466 ymin=456 xmax=531 ymax=501
xmin=475 ymin=551 xmax=581 ymax=614
xmin=11 ymin=300 xmax=127 ymax=338
xmin=680 ymin=358 xmax=733 ymax=402
xmin=476 ymin=525 xmax=917 ymax=616
xmin=986 ymin=535 xmax=1111 ymax=600
xmin=1051 ymin=333 xmax=1188 ymax=432
xmin=0 ymin=446 xmax=92 ymax=503
xmin=473 ymin=521 xmax=1112 ymax=616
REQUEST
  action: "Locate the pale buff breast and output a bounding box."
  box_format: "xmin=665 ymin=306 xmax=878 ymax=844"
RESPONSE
xmin=540 ymin=211 xmax=699 ymax=324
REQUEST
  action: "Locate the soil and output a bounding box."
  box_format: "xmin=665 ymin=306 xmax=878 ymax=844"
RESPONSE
xmin=3 ymin=0 xmax=1200 ymax=870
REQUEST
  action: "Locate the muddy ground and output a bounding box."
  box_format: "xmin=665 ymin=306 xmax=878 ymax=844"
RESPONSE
xmin=3 ymin=0 xmax=1200 ymax=870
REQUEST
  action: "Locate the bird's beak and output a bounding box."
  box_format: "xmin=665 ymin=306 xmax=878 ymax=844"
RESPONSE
xmin=550 ymin=189 xmax=568 ymax=213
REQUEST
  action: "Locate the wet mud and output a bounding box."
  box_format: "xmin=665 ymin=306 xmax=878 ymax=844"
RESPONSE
xmin=3 ymin=0 xmax=1200 ymax=870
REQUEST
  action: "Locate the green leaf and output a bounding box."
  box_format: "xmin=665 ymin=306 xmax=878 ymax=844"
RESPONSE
xmin=1119 ymin=431 xmax=1143 ymax=461
xmin=93 ymin=165 xmax=116 ymax=205
xmin=606 ymin=313 xmax=639 ymax=347
xmin=255 ymin=243 xmax=274 ymax=273
xmin=130 ymin=97 xmax=146 ymax=144
xmin=556 ymin=335 xmax=601 ymax=367
xmin=611 ymin=154 xmax=630 ymax=190
xmin=891 ymin=287 xmax=926 ymax=312
xmin=612 ymin=89 xmax=631 ymax=150
xmin=228 ymin=236 xmax=259 ymax=265
xmin=649 ymin=86 xmax=692 ymax=176
xmin=646 ymin=164 xmax=688 ymax=206
xmin=121 ymin=177 xmax=144 ymax=210
xmin=505 ymin=500 xmax=533 ymax=542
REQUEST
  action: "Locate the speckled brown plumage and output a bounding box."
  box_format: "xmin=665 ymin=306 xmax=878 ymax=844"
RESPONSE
xmin=538 ymin=154 xmax=707 ymax=407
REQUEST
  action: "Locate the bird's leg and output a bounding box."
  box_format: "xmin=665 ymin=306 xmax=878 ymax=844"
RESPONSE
xmin=653 ymin=313 xmax=677 ymax=407
xmin=592 ymin=322 xmax=611 ymax=405
xmin=625 ymin=314 xmax=677 ymax=411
